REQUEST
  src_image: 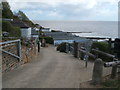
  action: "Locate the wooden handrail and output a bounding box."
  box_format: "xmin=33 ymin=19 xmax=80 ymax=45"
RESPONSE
xmin=92 ymin=49 xmax=115 ymax=58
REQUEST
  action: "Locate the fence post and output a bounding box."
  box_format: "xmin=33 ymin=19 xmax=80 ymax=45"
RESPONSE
xmin=77 ymin=43 xmax=80 ymax=59
xmin=74 ymin=41 xmax=78 ymax=58
xmin=17 ymin=40 xmax=21 ymax=61
xmin=111 ymin=64 xmax=117 ymax=79
xmin=66 ymin=43 xmax=69 ymax=53
xmin=92 ymin=58 xmax=103 ymax=85
xmin=38 ymin=41 xmax=40 ymax=52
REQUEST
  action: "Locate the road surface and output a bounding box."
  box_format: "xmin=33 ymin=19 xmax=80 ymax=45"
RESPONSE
xmin=3 ymin=45 xmax=111 ymax=88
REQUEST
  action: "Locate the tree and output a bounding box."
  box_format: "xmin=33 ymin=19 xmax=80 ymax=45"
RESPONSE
xmin=2 ymin=1 xmax=13 ymax=18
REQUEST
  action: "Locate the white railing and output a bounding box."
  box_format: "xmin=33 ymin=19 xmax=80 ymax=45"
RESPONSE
xmin=0 ymin=39 xmax=21 ymax=60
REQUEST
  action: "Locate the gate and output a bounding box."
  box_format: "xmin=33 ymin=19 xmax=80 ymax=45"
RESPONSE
xmin=0 ymin=39 xmax=21 ymax=73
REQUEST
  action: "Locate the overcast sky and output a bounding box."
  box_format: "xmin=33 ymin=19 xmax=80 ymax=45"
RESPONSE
xmin=7 ymin=0 xmax=118 ymax=21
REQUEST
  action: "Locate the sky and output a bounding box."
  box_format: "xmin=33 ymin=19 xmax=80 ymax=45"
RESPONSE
xmin=7 ymin=0 xmax=119 ymax=21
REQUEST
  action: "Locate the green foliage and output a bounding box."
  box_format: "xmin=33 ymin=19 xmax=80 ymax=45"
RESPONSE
xmin=17 ymin=11 xmax=35 ymax=27
xmin=40 ymin=37 xmax=54 ymax=44
xmin=91 ymin=42 xmax=113 ymax=61
xmin=17 ymin=11 xmax=29 ymax=21
xmin=2 ymin=2 xmax=13 ymax=18
xmin=13 ymin=15 xmax=20 ymax=20
xmin=102 ymin=79 xmax=120 ymax=88
xmin=0 ymin=3 xmax=2 ymax=18
xmin=92 ymin=42 xmax=110 ymax=53
xmin=57 ymin=43 xmax=66 ymax=53
xmin=2 ymin=21 xmax=21 ymax=37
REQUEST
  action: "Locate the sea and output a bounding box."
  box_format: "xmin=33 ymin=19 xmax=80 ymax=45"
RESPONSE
xmin=33 ymin=21 xmax=118 ymax=39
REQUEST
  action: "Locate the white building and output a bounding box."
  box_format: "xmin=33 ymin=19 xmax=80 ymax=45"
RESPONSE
xmin=31 ymin=27 xmax=39 ymax=38
xmin=11 ymin=20 xmax=32 ymax=38
xmin=21 ymin=27 xmax=31 ymax=38
xmin=41 ymin=28 xmax=51 ymax=32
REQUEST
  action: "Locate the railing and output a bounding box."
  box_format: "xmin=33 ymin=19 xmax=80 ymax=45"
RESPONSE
xmin=66 ymin=41 xmax=120 ymax=82
xmin=0 ymin=39 xmax=21 ymax=61
xmin=66 ymin=41 xmax=120 ymax=68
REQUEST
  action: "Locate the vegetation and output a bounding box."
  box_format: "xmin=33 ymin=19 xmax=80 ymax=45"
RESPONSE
xmin=17 ymin=11 xmax=35 ymax=27
xmin=56 ymin=43 xmax=66 ymax=53
xmin=92 ymin=42 xmax=111 ymax=53
xmin=91 ymin=41 xmax=113 ymax=61
xmin=2 ymin=21 xmax=21 ymax=37
xmin=17 ymin=11 xmax=29 ymax=21
xmin=40 ymin=37 xmax=54 ymax=44
xmin=1 ymin=1 xmax=35 ymax=38
xmin=2 ymin=1 xmax=21 ymax=37
xmin=0 ymin=3 xmax=2 ymax=18
xmin=2 ymin=2 xmax=14 ymax=18
xmin=102 ymin=79 xmax=120 ymax=89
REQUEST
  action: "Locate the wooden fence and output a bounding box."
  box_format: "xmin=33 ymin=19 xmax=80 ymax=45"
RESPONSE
xmin=65 ymin=41 xmax=120 ymax=82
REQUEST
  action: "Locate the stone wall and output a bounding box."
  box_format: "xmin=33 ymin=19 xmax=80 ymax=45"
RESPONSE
xmin=21 ymin=45 xmax=37 ymax=64
xmin=2 ymin=44 xmax=19 ymax=73
xmin=2 ymin=43 xmax=38 ymax=73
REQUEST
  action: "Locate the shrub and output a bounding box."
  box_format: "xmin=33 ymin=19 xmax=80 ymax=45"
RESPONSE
xmin=92 ymin=42 xmax=110 ymax=53
xmin=2 ymin=21 xmax=21 ymax=37
xmin=91 ymin=41 xmax=113 ymax=62
xmin=40 ymin=37 xmax=54 ymax=44
xmin=57 ymin=43 xmax=66 ymax=53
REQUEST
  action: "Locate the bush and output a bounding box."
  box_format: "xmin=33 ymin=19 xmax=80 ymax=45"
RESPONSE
xmin=102 ymin=79 xmax=120 ymax=88
xmin=57 ymin=43 xmax=66 ymax=53
xmin=91 ymin=41 xmax=113 ymax=62
xmin=2 ymin=21 xmax=21 ymax=37
xmin=40 ymin=37 xmax=54 ymax=44
xmin=92 ymin=42 xmax=110 ymax=53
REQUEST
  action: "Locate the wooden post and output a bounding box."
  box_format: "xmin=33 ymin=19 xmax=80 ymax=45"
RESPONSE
xmin=92 ymin=58 xmax=103 ymax=85
xmin=74 ymin=41 xmax=78 ymax=58
xmin=108 ymin=38 xmax=112 ymax=49
xmin=66 ymin=43 xmax=69 ymax=53
xmin=95 ymin=48 xmax=99 ymax=58
xmin=111 ymin=64 xmax=117 ymax=79
xmin=38 ymin=41 xmax=40 ymax=52
xmin=77 ymin=43 xmax=81 ymax=59
xmin=85 ymin=54 xmax=88 ymax=68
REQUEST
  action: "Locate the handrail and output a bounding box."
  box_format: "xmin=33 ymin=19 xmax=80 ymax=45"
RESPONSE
xmin=1 ymin=49 xmax=20 ymax=59
xmin=79 ymin=49 xmax=96 ymax=58
xmin=1 ymin=39 xmax=21 ymax=61
xmin=92 ymin=49 xmax=115 ymax=58
xmin=0 ymin=39 xmax=20 ymax=45
xmin=104 ymin=61 xmax=120 ymax=67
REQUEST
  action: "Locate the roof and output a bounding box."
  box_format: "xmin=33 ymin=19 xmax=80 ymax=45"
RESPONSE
xmin=45 ymin=32 xmax=87 ymax=42
xmin=10 ymin=20 xmax=29 ymax=28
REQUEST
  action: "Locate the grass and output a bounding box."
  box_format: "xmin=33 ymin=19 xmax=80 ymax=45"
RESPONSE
xmin=102 ymin=79 xmax=120 ymax=89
